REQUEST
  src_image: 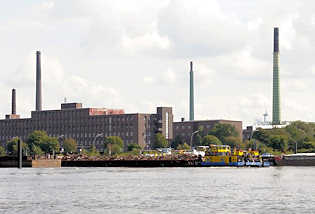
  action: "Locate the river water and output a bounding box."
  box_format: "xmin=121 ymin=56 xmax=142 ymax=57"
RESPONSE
xmin=0 ymin=167 xmax=314 ymax=214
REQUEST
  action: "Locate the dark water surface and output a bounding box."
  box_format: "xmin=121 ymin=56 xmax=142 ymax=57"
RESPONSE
xmin=0 ymin=167 xmax=315 ymax=214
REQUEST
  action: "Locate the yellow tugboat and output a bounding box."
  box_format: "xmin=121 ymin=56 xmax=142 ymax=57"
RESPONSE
xmin=201 ymin=145 xmax=269 ymax=167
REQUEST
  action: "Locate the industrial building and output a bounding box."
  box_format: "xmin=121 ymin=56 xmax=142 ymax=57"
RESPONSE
xmin=0 ymin=51 xmax=173 ymax=151
xmin=173 ymin=119 xmax=242 ymax=145
xmin=0 ymin=102 xmax=173 ymax=151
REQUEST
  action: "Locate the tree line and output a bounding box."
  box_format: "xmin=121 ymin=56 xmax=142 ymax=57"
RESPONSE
xmin=251 ymin=121 xmax=315 ymax=154
xmin=0 ymin=130 xmax=142 ymax=157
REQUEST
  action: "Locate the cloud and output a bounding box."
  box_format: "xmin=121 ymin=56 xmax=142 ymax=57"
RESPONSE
xmin=1 ymin=0 xmax=315 ymax=127
xmin=158 ymin=0 xmax=248 ymax=58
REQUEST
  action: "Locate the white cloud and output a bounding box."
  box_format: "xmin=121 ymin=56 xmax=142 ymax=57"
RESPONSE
xmin=1 ymin=0 xmax=315 ymax=127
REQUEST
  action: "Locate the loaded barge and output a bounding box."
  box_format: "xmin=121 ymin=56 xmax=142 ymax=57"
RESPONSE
xmin=275 ymin=153 xmax=315 ymax=166
xmin=61 ymin=144 xmax=270 ymax=167
xmin=1 ymin=144 xmax=271 ymax=168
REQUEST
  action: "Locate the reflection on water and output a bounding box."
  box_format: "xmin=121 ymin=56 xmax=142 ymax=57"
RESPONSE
xmin=1 ymin=167 xmax=315 ymax=214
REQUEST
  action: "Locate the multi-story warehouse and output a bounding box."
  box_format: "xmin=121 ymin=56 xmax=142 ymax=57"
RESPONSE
xmin=0 ymin=102 xmax=173 ymax=151
xmin=0 ymin=51 xmax=173 ymax=151
xmin=173 ymin=119 xmax=242 ymax=145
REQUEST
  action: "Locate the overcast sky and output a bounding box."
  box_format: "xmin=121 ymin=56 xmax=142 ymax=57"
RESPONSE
xmin=0 ymin=0 xmax=315 ymax=126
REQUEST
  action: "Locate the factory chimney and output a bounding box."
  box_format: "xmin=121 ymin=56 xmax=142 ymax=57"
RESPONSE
xmin=36 ymin=51 xmax=42 ymax=111
xmin=12 ymin=89 xmax=16 ymax=115
xmin=5 ymin=89 xmax=20 ymax=120
xmin=189 ymin=61 xmax=194 ymax=121
xmin=272 ymin=28 xmax=281 ymax=125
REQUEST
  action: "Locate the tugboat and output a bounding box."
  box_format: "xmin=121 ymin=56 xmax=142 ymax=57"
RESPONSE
xmin=200 ymin=145 xmax=269 ymax=167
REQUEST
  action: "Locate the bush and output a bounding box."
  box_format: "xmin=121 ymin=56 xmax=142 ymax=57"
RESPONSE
xmin=223 ymin=136 xmax=241 ymax=148
xmin=63 ymin=138 xmax=77 ymax=153
xmin=153 ymin=133 xmax=168 ymax=148
xmin=202 ymin=135 xmax=222 ymax=146
xmin=127 ymin=143 xmax=141 ymax=152
xmin=177 ymin=143 xmax=191 ymax=150
xmin=104 ymin=136 xmax=124 ymax=155
xmin=0 ymin=146 xmax=5 ymax=157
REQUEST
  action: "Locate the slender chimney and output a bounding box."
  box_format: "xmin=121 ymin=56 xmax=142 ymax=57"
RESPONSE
xmin=12 ymin=89 xmax=16 ymax=115
xmin=36 ymin=51 xmax=42 ymax=111
xmin=272 ymin=28 xmax=281 ymax=125
xmin=189 ymin=61 xmax=194 ymax=121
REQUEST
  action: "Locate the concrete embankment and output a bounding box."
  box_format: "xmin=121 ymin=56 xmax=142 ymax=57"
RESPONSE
xmin=0 ymin=157 xmax=61 ymax=168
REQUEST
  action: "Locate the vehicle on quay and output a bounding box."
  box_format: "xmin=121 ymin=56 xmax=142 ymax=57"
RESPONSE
xmin=193 ymin=146 xmax=208 ymax=157
xmin=200 ymin=145 xmax=270 ymax=167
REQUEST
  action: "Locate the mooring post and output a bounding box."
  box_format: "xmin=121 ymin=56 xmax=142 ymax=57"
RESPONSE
xmin=18 ymin=139 xmax=22 ymax=169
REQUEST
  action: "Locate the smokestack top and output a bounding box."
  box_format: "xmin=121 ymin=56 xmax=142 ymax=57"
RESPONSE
xmin=274 ymin=27 xmax=279 ymax=52
xmin=190 ymin=61 xmax=193 ymax=71
xmin=36 ymin=50 xmax=42 ymax=111
xmin=12 ymin=88 xmax=16 ymax=115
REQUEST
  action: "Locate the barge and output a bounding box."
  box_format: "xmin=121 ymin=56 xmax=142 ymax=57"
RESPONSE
xmin=275 ymin=153 xmax=315 ymax=166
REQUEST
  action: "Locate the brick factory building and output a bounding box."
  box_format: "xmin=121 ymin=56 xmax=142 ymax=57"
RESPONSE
xmin=0 ymin=51 xmax=173 ymax=151
xmin=173 ymin=119 xmax=242 ymax=145
xmin=0 ymin=102 xmax=173 ymax=151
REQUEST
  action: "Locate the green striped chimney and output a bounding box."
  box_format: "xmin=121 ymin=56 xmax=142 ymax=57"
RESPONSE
xmin=272 ymin=27 xmax=281 ymax=125
xmin=189 ymin=61 xmax=194 ymax=121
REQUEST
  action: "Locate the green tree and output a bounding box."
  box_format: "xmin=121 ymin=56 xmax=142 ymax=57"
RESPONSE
xmin=7 ymin=138 xmax=19 ymax=154
xmin=127 ymin=143 xmax=141 ymax=152
xmin=193 ymin=134 xmax=202 ymax=147
xmin=0 ymin=146 xmax=5 ymax=157
xmin=104 ymin=136 xmax=124 ymax=155
xmin=171 ymin=135 xmax=183 ymax=149
xmin=251 ymin=121 xmax=315 ymax=154
xmin=252 ymin=128 xmax=271 ymax=146
xmin=223 ymin=136 xmax=241 ymax=148
xmin=153 ymin=133 xmax=168 ymax=148
xmin=88 ymin=145 xmax=100 ymax=156
xmin=31 ymin=144 xmax=44 ymax=156
xmin=26 ymin=130 xmax=59 ymax=155
xmin=40 ymin=136 xmax=60 ymax=154
xmin=6 ymin=138 xmax=28 ymax=155
xmin=63 ymin=138 xmax=77 ymax=153
xmin=202 ymin=135 xmax=222 ymax=146
xmin=208 ymin=123 xmax=238 ymax=141
xmin=110 ymin=144 xmax=123 ymax=155
xmin=177 ymin=143 xmax=191 ymax=150
xmin=26 ymin=130 xmax=48 ymax=148
xmin=270 ymin=135 xmax=288 ymax=152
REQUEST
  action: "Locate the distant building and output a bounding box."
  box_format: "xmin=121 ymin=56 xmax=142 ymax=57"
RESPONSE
xmin=0 ymin=103 xmax=173 ymax=151
xmin=173 ymin=119 xmax=243 ymax=145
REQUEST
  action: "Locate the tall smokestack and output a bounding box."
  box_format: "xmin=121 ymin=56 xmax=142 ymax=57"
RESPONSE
xmin=189 ymin=61 xmax=194 ymax=121
xmin=36 ymin=51 xmax=42 ymax=111
xmin=12 ymin=89 xmax=16 ymax=115
xmin=272 ymin=27 xmax=281 ymax=125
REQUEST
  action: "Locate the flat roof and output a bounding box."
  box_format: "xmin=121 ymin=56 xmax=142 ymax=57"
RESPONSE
xmin=174 ymin=119 xmax=242 ymax=123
